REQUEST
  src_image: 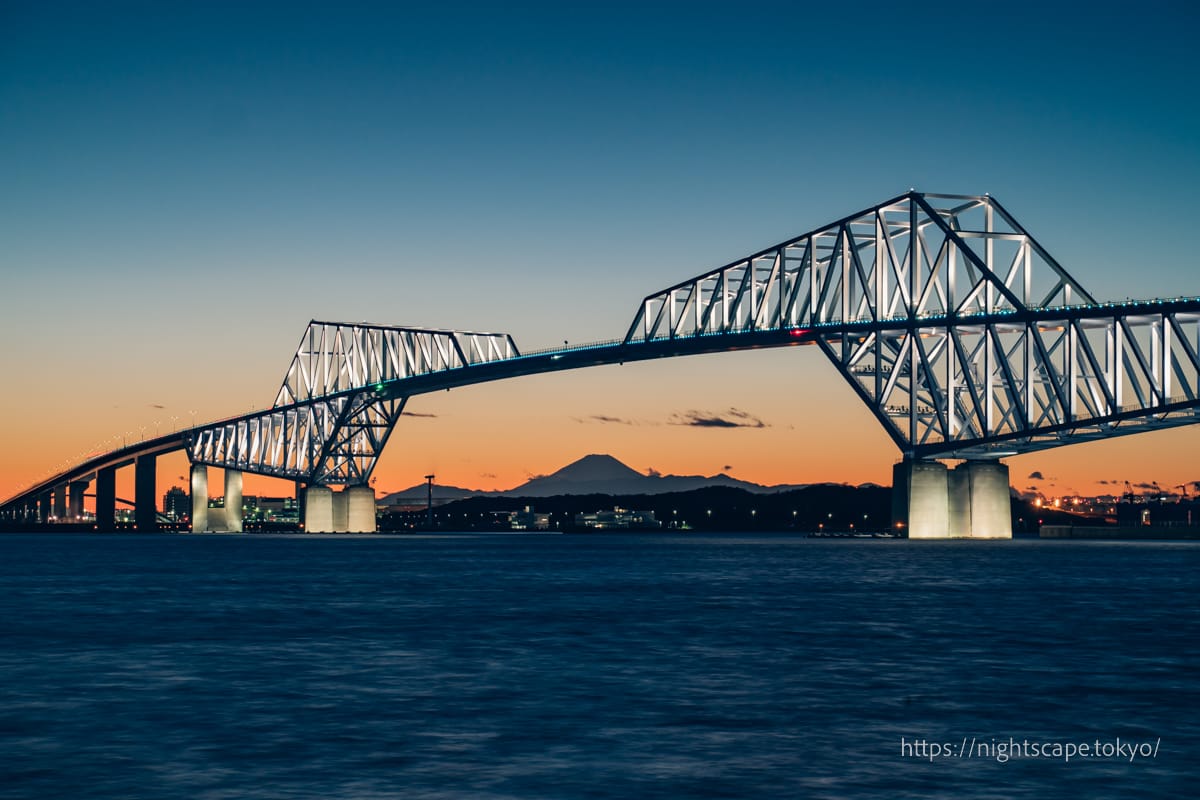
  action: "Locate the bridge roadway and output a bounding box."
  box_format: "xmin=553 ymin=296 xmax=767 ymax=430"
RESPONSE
xmin=4 ymin=191 xmax=1199 ymax=537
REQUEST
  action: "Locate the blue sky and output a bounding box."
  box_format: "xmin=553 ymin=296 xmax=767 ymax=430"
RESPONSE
xmin=2 ymin=1 xmax=1198 ymax=494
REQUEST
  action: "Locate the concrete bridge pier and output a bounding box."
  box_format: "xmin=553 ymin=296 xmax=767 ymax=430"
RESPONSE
xmin=191 ymin=464 xmax=209 ymax=532
xmin=69 ymin=481 xmax=88 ymax=521
xmin=52 ymin=487 xmax=67 ymax=521
xmin=346 ymin=486 xmax=376 ymax=532
xmin=332 ymin=489 xmax=349 ymax=532
xmin=303 ymin=485 xmax=376 ymax=532
xmin=224 ymin=470 xmax=243 ymax=533
xmin=135 ymin=455 xmax=158 ymax=532
xmin=892 ymin=459 xmax=1012 ymax=539
xmin=304 ymin=486 xmax=334 ymax=532
xmin=95 ymin=468 xmax=116 ymax=531
xmin=37 ymin=491 xmax=51 ymax=523
xmin=957 ymin=461 xmax=1012 ymax=539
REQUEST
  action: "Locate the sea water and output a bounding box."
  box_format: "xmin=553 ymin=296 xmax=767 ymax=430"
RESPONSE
xmin=0 ymin=533 xmax=1195 ymax=799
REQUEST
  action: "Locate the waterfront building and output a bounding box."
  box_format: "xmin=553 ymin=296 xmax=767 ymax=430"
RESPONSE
xmin=574 ymin=507 xmax=660 ymax=530
xmin=162 ymin=486 xmax=188 ymax=521
xmin=508 ymin=506 xmax=551 ymax=531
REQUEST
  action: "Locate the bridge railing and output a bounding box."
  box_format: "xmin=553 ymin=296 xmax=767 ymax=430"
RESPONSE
xmin=513 ymin=338 xmax=626 ymax=358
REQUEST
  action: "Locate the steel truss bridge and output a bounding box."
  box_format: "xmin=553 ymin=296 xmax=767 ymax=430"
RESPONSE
xmin=4 ymin=191 xmax=1199 ymax=530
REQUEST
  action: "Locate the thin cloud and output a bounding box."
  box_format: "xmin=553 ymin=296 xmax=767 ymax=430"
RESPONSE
xmin=723 ymin=465 xmax=733 ymax=472
xmin=149 ymin=403 xmax=166 ymax=409
xmin=403 ymin=411 xmax=438 ymax=418
xmin=576 ymin=414 xmax=636 ymax=425
xmin=670 ymin=408 xmax=767 ymax=429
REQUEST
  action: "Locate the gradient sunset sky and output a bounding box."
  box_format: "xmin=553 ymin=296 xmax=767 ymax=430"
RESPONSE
xmin=2 ymin=1 xmax=1198 ymax=503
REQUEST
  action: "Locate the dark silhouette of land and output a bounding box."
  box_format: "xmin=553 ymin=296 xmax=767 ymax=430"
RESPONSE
xmin=379 ymin=483 xmax=1092 ymax=535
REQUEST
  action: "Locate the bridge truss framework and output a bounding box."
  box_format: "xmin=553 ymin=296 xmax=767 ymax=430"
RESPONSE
xmin=624 ymin=192 xmax=1200 ymax=459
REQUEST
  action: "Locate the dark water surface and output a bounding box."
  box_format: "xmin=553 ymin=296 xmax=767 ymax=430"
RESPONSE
xmin=0 ymin=533 xmax=1196 ymax=799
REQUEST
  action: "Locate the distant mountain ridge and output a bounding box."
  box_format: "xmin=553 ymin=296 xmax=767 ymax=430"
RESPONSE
xmin=378 ymin=453 xmax=815 ymax=504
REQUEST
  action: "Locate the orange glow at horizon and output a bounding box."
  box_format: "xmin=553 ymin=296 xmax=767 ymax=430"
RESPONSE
xmin=3 ymin=347 xmax=1200 ymax=509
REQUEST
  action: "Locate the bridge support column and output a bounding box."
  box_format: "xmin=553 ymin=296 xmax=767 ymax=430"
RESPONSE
xmin=191 ymin=465 xmax=209 ymax=532
xmin=346 ymin=486 xmax=376 ymax=533
xmin=52 ymin=486 xmax=67 ymax=522
xmin=135 ymin=455 xmax=158 ymax=532
xmin=893 ymin=459 xmax=1012 ymax=539
xmin=956 ymin=461 xmax=1012 ymax=539
xmin=331 ymin=489 xmax=349 ymax=532
xmin=892 ymin=460 xmax=950 ymax=538
xmin=96 ymin=468 xmax=116 ymax=531
xmin=69 ymin=481 xmax=88 ymax=521
xmin=37 ymin=492 xmax=51 ymax=523
xmin=224 ymin=470 xmax=243 ymax=533
xmin=947 ymin=467 xmax=971 ymax=535
xmin=305 ymin=486 xmax=334 ymax=533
